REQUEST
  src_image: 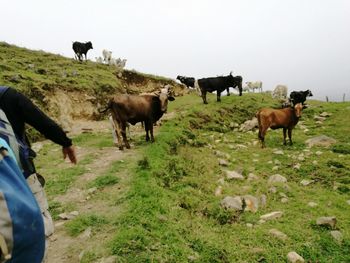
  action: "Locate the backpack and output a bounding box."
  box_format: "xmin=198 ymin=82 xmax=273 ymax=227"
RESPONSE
xmin=0 ymin=87 xmax=45 ymax=263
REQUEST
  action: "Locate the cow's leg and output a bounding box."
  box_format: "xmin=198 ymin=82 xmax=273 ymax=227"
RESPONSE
xmin=149 ymin=120 xmax=155 ymax=142
xmin=259 ymin=127 xmax=268 ymax=148
xmin=288 ymin=128 xmax=293 ymax=145
xmin=120 ymin=122 xmax=130 ymax=149
xmin=217 ymin=91 xmax=221 ymax=102
xmin=226 ymin=88 xmax=230 ymax=96
xmin=144 ymin=120 xmax=150 ymax=141
xmin=283 ymin=128 xmax=287 ymax=145
xmin=111 ymin=115 xmax=123 ymax=150
xmin=202 ymin=91 xmax=208 ymax=104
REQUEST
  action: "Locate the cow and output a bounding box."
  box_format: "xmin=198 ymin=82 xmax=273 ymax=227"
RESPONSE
xmin=99 ymin=89 xmax=175 ymax=150
xmin=246 ymin=81 xmax=262 ymax=93
xmin=272 ymin=85 xmax=288 ymax=99
xmin=72 ymin=41 xmax=93 ymax=61
xmin=289 ymin=90 xmax=313 ymax=106
xmin=102 ymin=49 xmax=112 ymax=63
xmin=176 ymin=76 xmax=195 ymax=88
xmin=256 ymin=103 xmax=305 ymax=148
xmin=197 ymin=73 xmax=243 ymax=104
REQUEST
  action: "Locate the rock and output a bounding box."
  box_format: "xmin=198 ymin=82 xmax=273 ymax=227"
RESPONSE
xmin=217 ymin=178 xmax=225 ymax=185
xmin=99 ymin=256 xmax=118 ymax=263
xmin=347 ymin=200 xmax=350 ymax=205
xmin=312 ymin=160 xmax=318 ymax=165
xmin=315 ymin=151 xmax=323 ymax=156
xmin=281 ymin=197 xmax=289 ymax=203
xmin=274 ymin=160 xmax=281 ymax=165
xmin=58 ymin=213 xmax=69 ymax=220
xmin=300 ymin=179 xmax=313 ymax=186
xmin=272 ymin=166 xmax=279 ymax=171
xmin=247 ymin=173 xmax=259 ymax=181
xmin=260 ymin=195 xmax=267 ymax=207
xmin=268 ymin=174 xmax=287 ymax=184
xmin=287 ymin=251 xmax=305 ymax=263
xmin=215 ymin=186 xmax=223 ymax=196
xmin=79 ymin=227 xmax=92 ymax=239
xmin=242 ymin=195 xmax=259 ymax=213
xmin=308 ymin=202 xmax=318 ymax=207
xmin=246 ymin=223 xmax=253 ymax=228
xmin=293 ymin=163 xmax=301 ymax=170
xmin=269 ymin=229 xmax=288 ymax=241
xmin=239 ymin=117 xmax=258 ymax=132
xmin=330 ymin=230 xmax=343 ymax=244
xmin=260 ymin=211 xmax=283 ymax=221
xmin=54 ymin=221 xmax=65 ymax=227
xmin=314 ymin=116 xmax=326 ymax=122
xmin=69 ymin=211 xmax=79 ymax=217
xmin=316 ymin=216 xmax=337 ymax=229
xmin=87 ymin=187 xmax=97 ymax=194
xmin=221 ymin=196 xmax=243 ymax=211
xmin=319 ymin=112 xmax=332 ymax=117
xmin=269 ymin=187 xmax=277 ymax=193
xmin=226 ymin=170 xmax=244 ymax=180
xmin=305 ymin=135 xmax=336 ymax=147
xmin=218 ymin=159 xmax=229 ymax=166
xmin=273 ymin=150 xmax=284 ymax=155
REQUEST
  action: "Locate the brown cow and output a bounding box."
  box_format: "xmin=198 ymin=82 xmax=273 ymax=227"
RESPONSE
xmin=256 ymin=103 xmax=304 ymax=148
xmin=100 ymin=90 xmax=175 ymax=150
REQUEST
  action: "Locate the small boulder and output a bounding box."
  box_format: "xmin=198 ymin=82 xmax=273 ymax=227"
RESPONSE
xmin=316 ymin=216 xmax=337 ymax=229
xmin=268 ymin=174 xmax=287 ymax=184
xmin=226 ymin=170 xmax=244 ymax=180
xmin=330 ymin=230 xmax=343 ymax=244
xmin=287 ymin=251 xmax=305 ymax=263
xmin=305 ymin=135 xmax=336 ymax=147
xmin=260 ymin=211 xmax=283 ymax=221
xmin=220 ymin=196 xmax=243 ymax=211
xmin=269 ymin=229 xmax=288 ymax=241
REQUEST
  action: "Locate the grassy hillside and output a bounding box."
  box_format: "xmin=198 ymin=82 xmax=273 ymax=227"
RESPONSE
xmin=35 ymin=92 xmax=350 ymax=262
xmin=0 ymin=42 xmax=185 ymax=115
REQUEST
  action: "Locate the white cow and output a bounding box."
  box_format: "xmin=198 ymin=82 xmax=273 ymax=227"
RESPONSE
xmin=246 ymin=81 xmax=263 ymax=92
xmin=272 ymin=85 xmax=288 ymax=99
xmin=95 ymin=56 xmax=103 ymax=63
xmin=108 ymin=57 xmax=127 ymax=69
xmin=102 ymin=49 xmax=112 ymax=63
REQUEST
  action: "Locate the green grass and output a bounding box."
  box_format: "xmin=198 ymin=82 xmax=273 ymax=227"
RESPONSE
xmin=65 ymin=214 xmax=109 ymax=237
xmin=108 ymin=93 xmax=350 ymax=262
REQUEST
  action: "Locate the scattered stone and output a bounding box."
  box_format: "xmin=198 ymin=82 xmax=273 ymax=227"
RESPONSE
xmin=247 ymin=173 xmax=259 ymax=181
xmin=157 ymin=215 xmax=168 ymax=222
xmin=315 ymin=151 xmax=323 ymax=156
xmin=272 ymin=166 xmax=279 ymax=171
xmin=79 ymin=227 xmax=92 ymax=239
xmin=215 ymin=186 xmax=223 ymax=196
xmin=330 ymin=230 xmax=343 ymax=244
xmin=312 ymin=160 xmax=318 ymax=165
xmin=287 ymin=251 xmax=305 ymax=263
xmin=281 ymin=198 xmax=289 ymax=203
xmin=239 ymin=117 xmax=258 ymax=132
xmin=319 ymin=112 xmax=332 ymax=117
xmin=70 ymin=211 xmax=79 ymax=217
xmin=99 ymin=256 xmax=118 ymax=263
xmin=258 ymin=219 xmax=266 ymax=224
xmin=250 ymin=247 xmax=264 ymax=254
xmin=305 ymin=135 xmax=336 ymax=147
xmin=87 ymin=187 xmax=97 ymax=194
xmin=58 ymin=213 xmax=69 ymax=220
xmin=269 ymin=229 xmax=288 ymax=241
xmin=268 ymin=174 xmax=287 ymax=184
xmin=242 ymin=195 xmax=259 ymax=213
xmin=314 ymin=116 xmax=326 ymax=122
xmin=269 ymin=187 xmax=277 ymax=193
xmin=274 ymin=160 xmax=281 ymax=165
xmin=293 ymin=163 xmax=301 ymax=170
xmin=54 ymin=221 xmax=65 ymax=227
xmin=221 ymin=196 xmax=243 ymax=211
xmin=347 ymin=200 xmax=350 ymax=205
xmin=316 ymin=216 xmax=337 ymax=229
xmin=300 ymin=179 xmax=313 ymax=186
xmin=217 ymin=178 xmax=225 ymax=185
xmin=226 ymin=170 xmax=244 ymax=180
xmin=260 ymin=211 xmax=283 ymax=221
xmin=260 ymin=195 xmax=267 ymax=207
xmin=308 ymin=202 xmax=318 ymax=207
xmin=218 ymin=159 xmax=229 ymax=166
xmin=246 ymin=223 xmax=253 ymax=228
xmin=273 ymin=150 xmax=284 ymax=155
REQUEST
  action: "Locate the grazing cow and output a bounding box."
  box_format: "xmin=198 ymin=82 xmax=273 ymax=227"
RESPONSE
xmin=289 ymin=90 xmax=313 ymax=105
xmin=100 ymin=89 xmax=175 ymax=150
xmin=72 ymin=41 xmax=93 ymax=61
xmin=197 ymin=73 xmax=243 ymax=104
xmin=272 ymin=85 xmax=288 ymax=99
xmin=102 ymin=49 xmax=112 ymax=63
xmin=256 ymin=103 xmax=304 ymax=148
xmin=246 ymin=81 xmax=262 ymax=93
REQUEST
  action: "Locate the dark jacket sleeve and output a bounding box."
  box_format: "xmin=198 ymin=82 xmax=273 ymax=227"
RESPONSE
xmin=10 ymin=89 xmax=72 ymax=147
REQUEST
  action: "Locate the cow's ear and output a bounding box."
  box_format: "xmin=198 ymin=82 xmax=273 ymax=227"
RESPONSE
xmin=302 ymin=104 xmax=308 ymax=109
xmin=168 ymin=96 xmax=175 ymax=101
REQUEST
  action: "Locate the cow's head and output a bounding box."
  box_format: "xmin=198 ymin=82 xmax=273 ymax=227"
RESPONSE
xmin=86 ymin=41 xmax=93 ymax=50
xmin=235 ymin=75 xmax=243 ymax=96
xmin=155 ymin=88 xmax=175 ymax=113
xmin=294 ymin=103 xmax=303 ymax=118
xmin=307 ymin=90 xmax=313 ymax=97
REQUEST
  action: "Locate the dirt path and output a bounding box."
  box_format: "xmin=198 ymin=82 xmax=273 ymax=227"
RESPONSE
xmin=45 ymin=120 xmax=141 ymax=263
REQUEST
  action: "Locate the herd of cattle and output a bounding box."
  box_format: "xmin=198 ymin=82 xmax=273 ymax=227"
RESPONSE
xmin=71 ymin=41 xmax=314 ymax=149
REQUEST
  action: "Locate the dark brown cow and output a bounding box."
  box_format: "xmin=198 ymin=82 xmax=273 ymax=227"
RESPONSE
xmin=100 ymin=90 xmax=175 ymax=150
xmin=256 ymin=103 xmax=304 ymax=148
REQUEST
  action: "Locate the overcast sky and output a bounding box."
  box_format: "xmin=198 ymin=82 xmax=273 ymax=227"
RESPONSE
xmin=2 ymin=0 xmax=350 ymax=101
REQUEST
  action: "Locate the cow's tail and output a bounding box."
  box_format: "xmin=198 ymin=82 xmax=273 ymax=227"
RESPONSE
xmin=99 ymin=100 xmax=113 ymax=114
xmin=256 ymin=110 xmax=262 ymax=139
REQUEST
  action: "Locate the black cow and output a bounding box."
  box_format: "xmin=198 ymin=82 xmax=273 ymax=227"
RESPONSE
xmin=197 ymin=73 xmax=243 ymax=104
xmin=176 ymin=75 xmax=195 ymax=88
xmin=72 ymin=41 xmax=93 ymax=61
xmin=289 ymin=90 xmax=313 ymax=105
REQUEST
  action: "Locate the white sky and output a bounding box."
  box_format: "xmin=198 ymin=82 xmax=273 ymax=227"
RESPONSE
xmin=2 ymin=0 xmax=350 ymax=101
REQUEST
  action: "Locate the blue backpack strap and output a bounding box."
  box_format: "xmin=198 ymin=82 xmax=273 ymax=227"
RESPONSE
xmin=0 ymin=86 xmax=9 ymax=99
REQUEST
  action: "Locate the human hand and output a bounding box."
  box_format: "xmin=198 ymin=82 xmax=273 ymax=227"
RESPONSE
xmin=62 ymin=146 xmax=77 ymax=164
